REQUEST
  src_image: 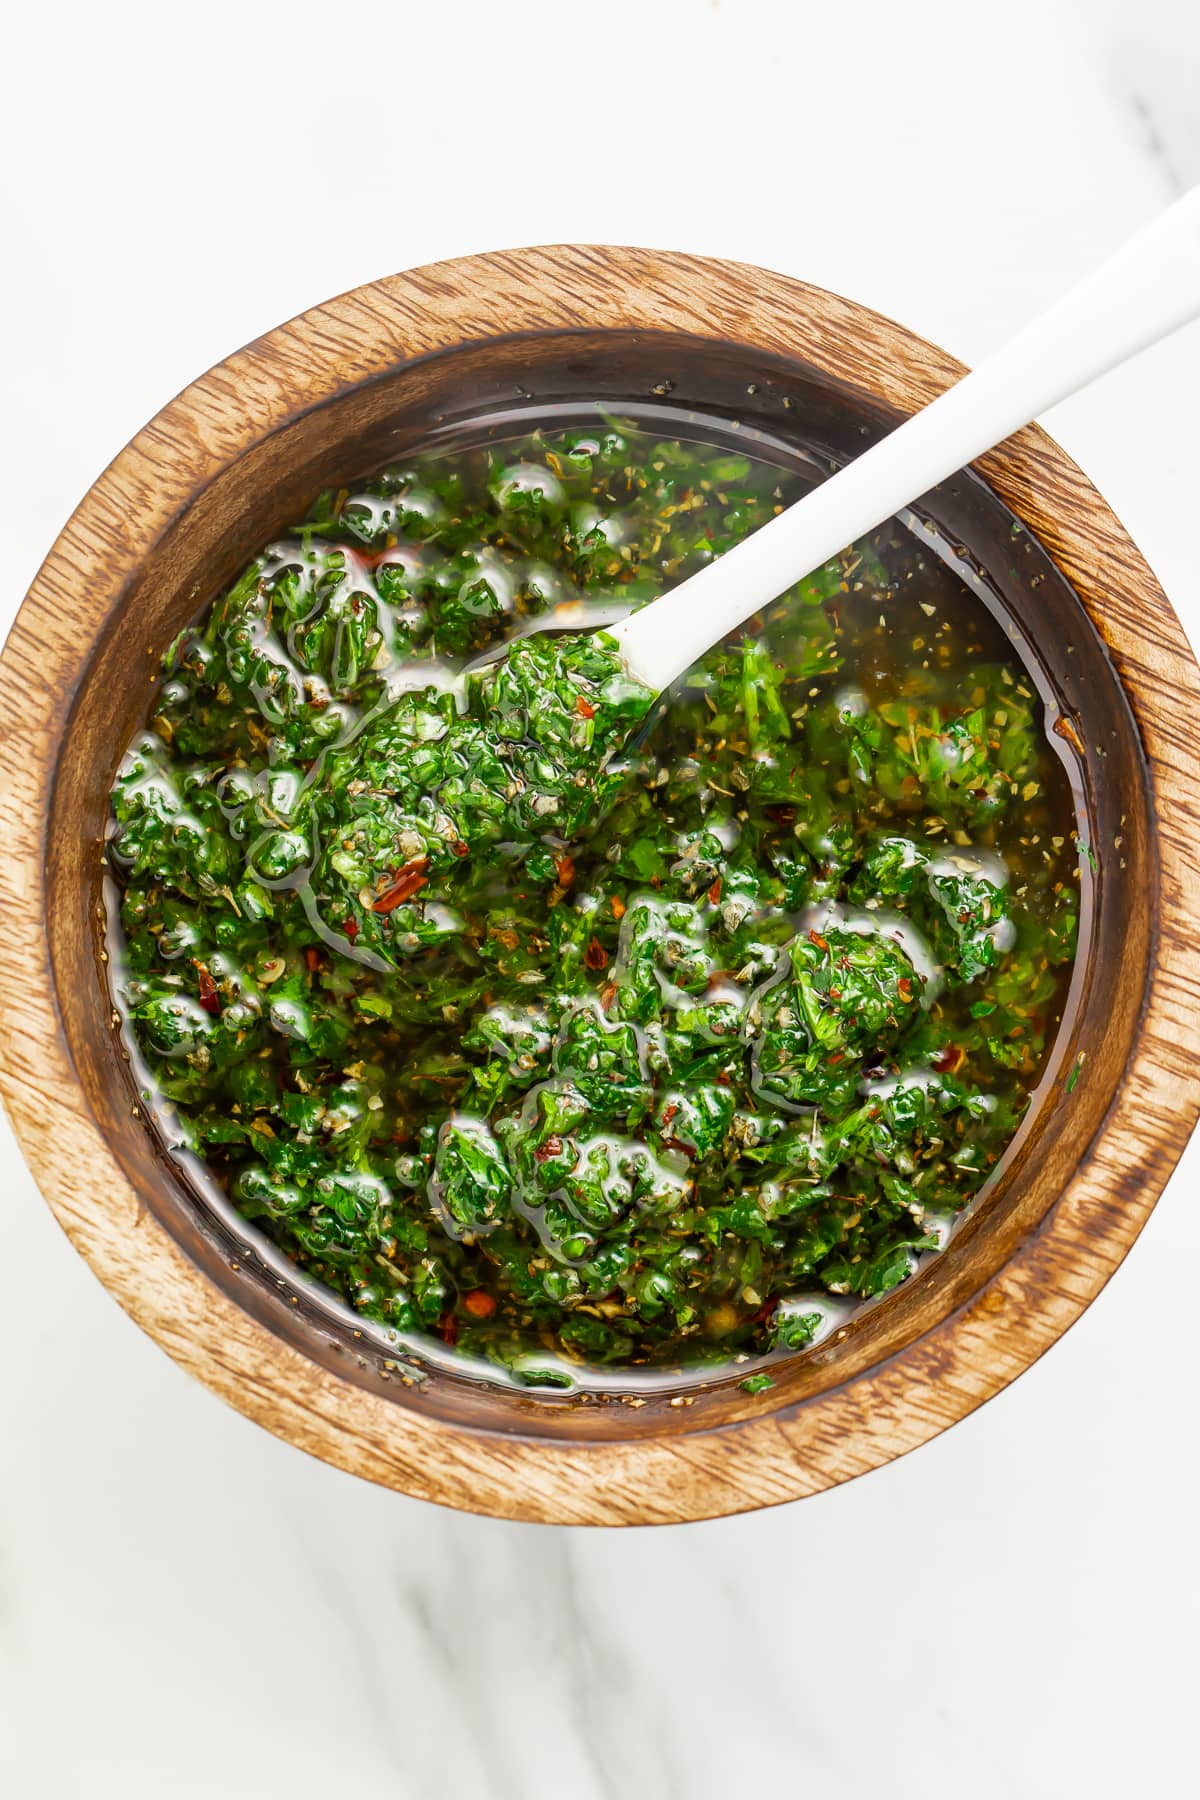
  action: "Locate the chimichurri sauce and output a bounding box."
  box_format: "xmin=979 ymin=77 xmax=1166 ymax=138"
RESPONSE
xmin=107 ymin=411 xmax=1081 ymax=1389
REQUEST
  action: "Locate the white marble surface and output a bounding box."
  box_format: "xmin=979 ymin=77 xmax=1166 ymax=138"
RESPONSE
xmin=4 ymin=2 xmax=1200 ymax=1794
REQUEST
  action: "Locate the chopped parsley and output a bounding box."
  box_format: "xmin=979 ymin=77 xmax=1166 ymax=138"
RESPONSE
xmin=108 ymin=417 xmax=1081 ymax=1382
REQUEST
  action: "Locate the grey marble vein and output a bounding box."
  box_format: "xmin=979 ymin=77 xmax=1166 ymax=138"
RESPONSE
xmin=1127 ymin=89 xmax=1187 ymax=195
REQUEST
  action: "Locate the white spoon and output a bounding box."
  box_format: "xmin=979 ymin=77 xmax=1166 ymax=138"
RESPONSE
xmin=608 ymin=186 xmax=1200 ymax=695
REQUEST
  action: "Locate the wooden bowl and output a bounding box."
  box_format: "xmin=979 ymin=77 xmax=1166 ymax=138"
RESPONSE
xmin=3 ymin=247 xmax=1199 ymax=1525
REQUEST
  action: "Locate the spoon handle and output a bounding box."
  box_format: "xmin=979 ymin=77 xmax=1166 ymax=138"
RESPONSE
xmin=612 ymin=185 xmax=1200 ymax=694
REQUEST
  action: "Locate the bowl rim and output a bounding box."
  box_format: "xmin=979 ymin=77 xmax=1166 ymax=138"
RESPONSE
xmin=3 ymin=244 xmax=1199 ymax=1525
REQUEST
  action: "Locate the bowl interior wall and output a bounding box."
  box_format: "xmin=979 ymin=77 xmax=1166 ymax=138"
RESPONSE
xmin=46 ymin=329 xmax=1152 ymax=1442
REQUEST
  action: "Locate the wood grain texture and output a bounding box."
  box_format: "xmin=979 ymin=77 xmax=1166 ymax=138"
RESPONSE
xmin=2 ymin=246 xmax=1199 ymax=1524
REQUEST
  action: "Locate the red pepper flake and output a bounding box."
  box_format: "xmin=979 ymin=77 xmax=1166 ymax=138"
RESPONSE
xmin=342 ymin=917 xmax=359 ymax=943
xmin=575 ymin=694 xmax=596 ymax=719
xmin=600 ymin=981 xmax=618 ymax=1013
xmin=352 ymin=541 xmax=399 ymax=570
xmin=534 ymin=1135 xmax=564 ymax=1163
xmin=808 ymin=929 xmax=828 ymax=951
xmin=897 ymin=977 xmax=913 ymax=1003
xmin=584 ymin=936 xmax=610 ymax=971
xmin=434 ymin=1311 xmax=458 ymax=1347
xmin=555 ymin=852 xmax=576 ymax=887
xmin=766 ymin=805 xmax=797 ymax=825
xmin=610 ymin=895 xmax=626 ymax=920
xmin=657 ymin=1107 xmax=693 ymax=1155
xmin=933 ymin=1043 xmax=965 ymax=1074
xmin=370 ymin=857 xmax=430 ymax=913
xmin=304 ymin=947 xmax=321 ymax=973
xmin=197 ymin=968 xmax=220 ymax=1015
xmin=450 ymin=840 xmax=470 ymax=858
xmin=463 ymin=1289 xmax=497 ymax=1320
xmin=752 ymin=1296 xmax=779 ymax=1326
xmin=708 ymin=876 xmax=723 ymax=904
xmin=1053 ymin=714 xmax=1086 ymax=756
